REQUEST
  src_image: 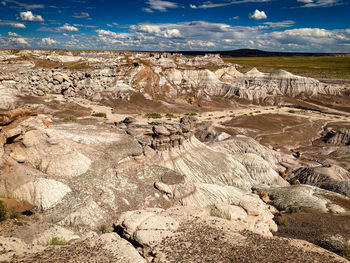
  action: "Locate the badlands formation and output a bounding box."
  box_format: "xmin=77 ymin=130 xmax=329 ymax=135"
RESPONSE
xmin=0 ymin=49 xmax=350 ymax=262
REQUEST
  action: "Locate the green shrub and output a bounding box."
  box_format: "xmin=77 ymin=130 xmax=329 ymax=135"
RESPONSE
xmin=99 ymin=224 xmax=108 ymax=234
xmin=9 ymin=209 xmax=20 ymax=219
xmin=0 ymin=201 xmax=7 ymax=221
xmin=339 ymin=244 xmax=350 ymax=259
xmin=92 ymin=112 xmax=107 ymax=118
xmin=288 ymin=110 xmax=296 ymax=114
xmin=47 ymin=237 xmax=67 ymax=246
xmin=185 ymin=112 xmax=197 ymax=116
xmin=63 ymin=116 xmax=77 ymax=122
xmin=209 ymin=205 xmax=231 ymax=221
xmin=144 ymin=113 xmax=162 ymax=119
xmin=165 ymin=113 xmax=175 ymax=119
xmin=286 ymin=206 xmax=300 ymax=214
xmin=275 ymin=216 xmax=288 ymax=226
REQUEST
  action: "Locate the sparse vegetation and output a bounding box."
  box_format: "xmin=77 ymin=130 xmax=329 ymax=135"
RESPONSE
xmin=9 ymin=209 xmax=20 ymax=219
xmin=286 ymin=207 xmax=300 ymax=214
xmin=316 ymin=240 xmax=350 ymax=260
xmin=209 ymin=205 xmax=231 ymax=221
xmin=339 ymin=244 xmax=350 ymax=260
xmin=222 ymin=56 xmax=350 ymax=80
xmin=145 ymin=112 xmax=162 ymax=119
xmin=185 ymin=112 xmax=198 ymax=116
xmin=288 ymin=110 xmax=296 ymax=114
xmin=275 ymin=216 xmax=288 ymax=226
xmin=0 ymin=200 xmax=7 ymax=222
xmin=47 ymin=237 xmax=67 ymax=246
xmin=63 ymin=115 xmax=78 ymax=122
xmin=92 ymin=112 xmax=107 ymax=118
xmin=99 ymin=224 xmax=108 ymax=234
xmin=165 ymin=113 xmax=175 ymax=119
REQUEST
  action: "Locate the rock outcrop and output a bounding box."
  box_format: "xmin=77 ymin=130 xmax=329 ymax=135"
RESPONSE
xmin=219 ymin=68 xmax=339 ymax=100
xmin=324 ymin=128 xmax=350 ymax=145
xmin=114 ymin=206 xmax=347 ymax=263
xmin=0 ymin=84 xmax=17 ymax=111
xmin=291 ymin=165 xmax=350 ymax=197
xmin=0 ymin=50 xmax=339 ymax=104
xmin=256 ymin=184 xmax=350 ymax=214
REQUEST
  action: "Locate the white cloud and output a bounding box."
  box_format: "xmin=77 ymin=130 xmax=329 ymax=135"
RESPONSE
xmin=10 ymin=37 xmax=29 ymax=46
xmin=40 ymin=24 xmax=79 ymax=32
xmin=190 ymin=0 xmax=270 ymax=9
xmin=1 ymin=1 xmax=6 ymax=6
xmin=8 ymin=32 xmax=19 ymax=36
xmin=143 ymin=0 xmax=178 ymax=12
xmin=73 ymin=24 xmax=98 ymax=28
xmin=97 ymin=29 xmax=131 ymax=39
xmin=20 ymin=11 xmax=44 ymax=22
xmin=262 ymin=20 xmax=295 ymax=28
xmin=164 ymin=29 xmax=182 ymax=38
xmin=11 ymin=22 xmax=26 ymax=28
xmin=72 ymin=12 xmax=91 ymax=19
xmin=41 ymin=37 xmax=56 ymax=45
xmin=3 ymin=0 xmax=44 ymax=10
xmin=297 ymin=0 xmax=341 ymax=7
xmin=59 ymin=24 xmax=79 ymax=32
xmin=0 ymin=20 xmax=26 ymax=28
xmin=249 ymin=9 xmax=267 ymax=20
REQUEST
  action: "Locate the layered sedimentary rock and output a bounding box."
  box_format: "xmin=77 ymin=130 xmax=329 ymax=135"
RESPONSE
xmin=218 ymin=68 xmax=338 ymax=100
xmin=291 ymin=165 xmax=350 ymax=197
xmin=0 ymin=50 xmax=339 ymax=104
xmin=324 ymin=128 xmax=350 ymax=145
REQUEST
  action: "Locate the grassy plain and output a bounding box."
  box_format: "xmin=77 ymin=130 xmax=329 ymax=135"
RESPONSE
xmin=222 ymin=56 xmax=350 ymax=80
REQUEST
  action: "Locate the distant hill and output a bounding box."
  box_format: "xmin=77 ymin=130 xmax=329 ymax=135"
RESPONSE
xmin=173 ymin=49 xmax=350 ymax=57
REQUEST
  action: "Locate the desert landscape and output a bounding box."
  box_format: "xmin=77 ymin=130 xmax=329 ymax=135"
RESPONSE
xmin=0 ymin=49 xmax=349 ymax=262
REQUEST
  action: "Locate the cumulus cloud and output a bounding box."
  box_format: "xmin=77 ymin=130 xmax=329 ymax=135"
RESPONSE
xmin=93 ymin=21 xmax=350 ymax=52
xmin=59 ymin=24 xmax=79 ymax=32
xmin=249 ymin=9 xmax=267 ymax=20
xmin=8 ymin=32 xmax=19 ymax=36
xmin=39 ymin=23 xmax=79 ymax=32
xmin=20 ymin=11 xmax=44 ymax=22
xmin=257 ymin=27 xmax=350 ymax=51
xmin=41 ymin=37 xmax=56 ymax=45
xmin=10 ymin=37 xmax=29 ymax=46
xmin=143 ymin=0 xmax=178 ymax=12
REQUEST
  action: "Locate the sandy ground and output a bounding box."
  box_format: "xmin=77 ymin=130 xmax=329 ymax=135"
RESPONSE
xmin=53 ymin=94 xmax=350 ymax=126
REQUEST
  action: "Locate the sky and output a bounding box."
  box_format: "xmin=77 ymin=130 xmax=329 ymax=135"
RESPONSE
xmin=0 ymin=0 xmax=349 ymax=52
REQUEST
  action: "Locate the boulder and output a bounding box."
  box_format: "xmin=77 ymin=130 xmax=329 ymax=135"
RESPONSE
xmin=13 ymin=178 xmax=71 ymax=211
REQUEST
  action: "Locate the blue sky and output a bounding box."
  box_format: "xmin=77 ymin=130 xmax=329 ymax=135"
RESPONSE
xmin=0 ymin=0 xmax=349 ymax=52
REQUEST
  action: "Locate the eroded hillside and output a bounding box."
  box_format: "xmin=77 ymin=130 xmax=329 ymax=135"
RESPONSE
xmin=0 ymin=50 xmax=350 ymax=262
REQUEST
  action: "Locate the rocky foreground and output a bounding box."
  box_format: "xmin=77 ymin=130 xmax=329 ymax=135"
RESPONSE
xmin=0 ymin=50 xmax=350 ymax=262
